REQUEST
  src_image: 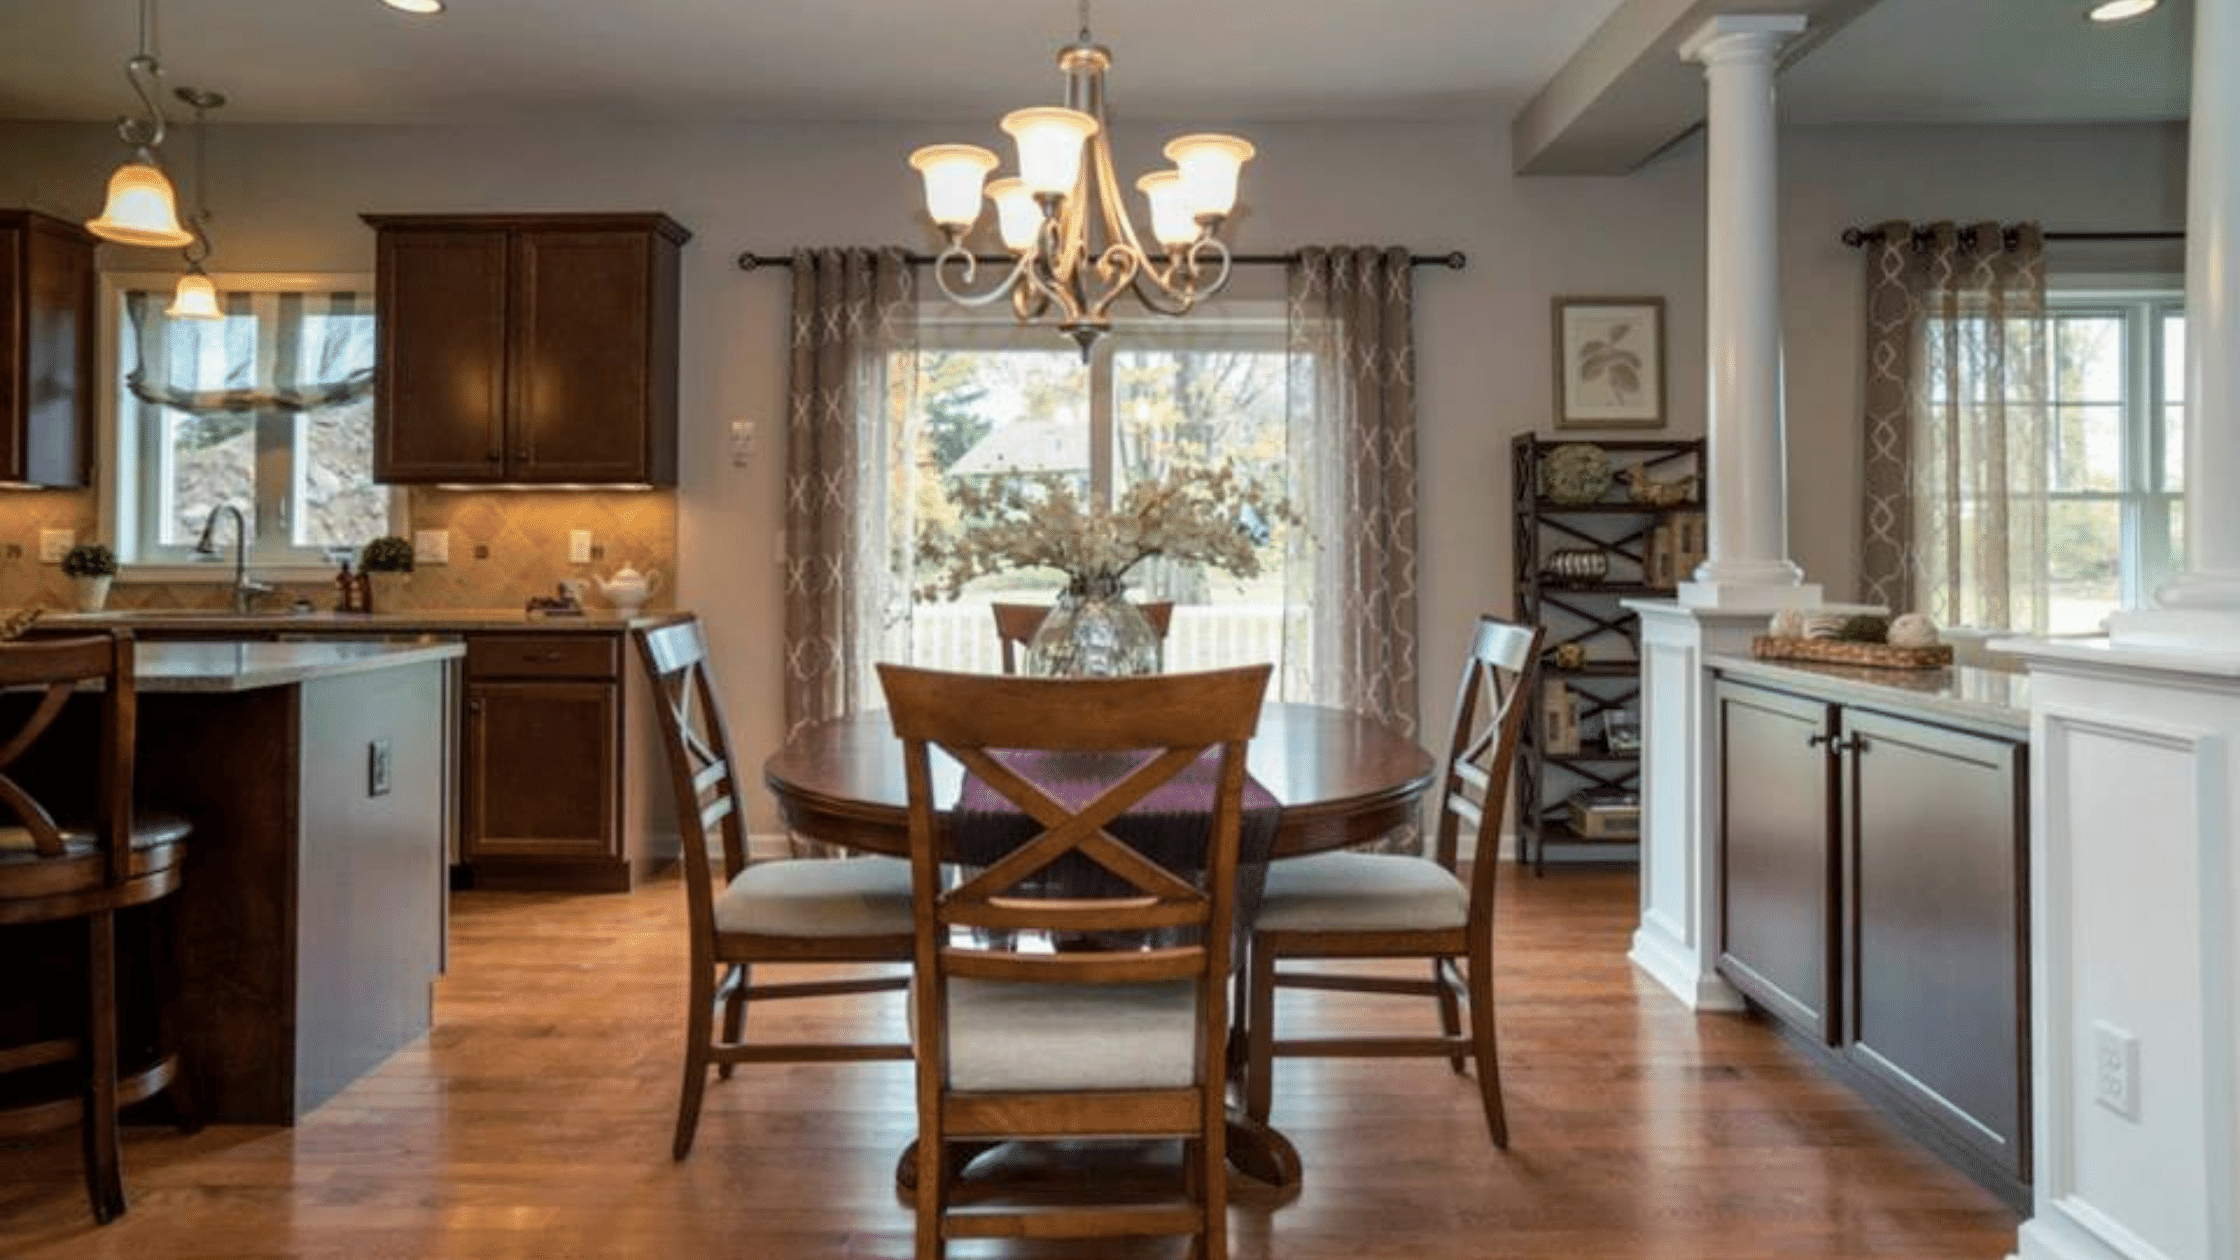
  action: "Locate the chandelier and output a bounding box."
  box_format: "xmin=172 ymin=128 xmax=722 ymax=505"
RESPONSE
xmin=907 ymin=2 xmax=1254 ymax=355
xmin=87 ymin=0 xmax=195 ymax=249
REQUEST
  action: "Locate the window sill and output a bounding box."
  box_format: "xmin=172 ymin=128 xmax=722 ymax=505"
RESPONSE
xmin=120 ymin=564 xmax=340 ymax=585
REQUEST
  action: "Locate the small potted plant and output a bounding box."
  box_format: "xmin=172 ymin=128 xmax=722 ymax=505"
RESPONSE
xmin=62 ymin=542 xmax=118 ymax=613
xmin=359 ymin=535 xmax=415 ymax=614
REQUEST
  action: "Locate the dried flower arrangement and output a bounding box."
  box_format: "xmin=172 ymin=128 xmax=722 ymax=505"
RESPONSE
xmin=916 ymin=462 xmax=1298 ymax=598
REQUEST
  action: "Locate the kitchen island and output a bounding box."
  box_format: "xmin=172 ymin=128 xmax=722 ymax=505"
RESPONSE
xmin=119 ymin=640 xmax=463 ymax=1123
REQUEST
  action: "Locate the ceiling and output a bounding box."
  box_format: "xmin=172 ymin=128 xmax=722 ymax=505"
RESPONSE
xmin=0 ymin=0 xmax=2191 ymax=129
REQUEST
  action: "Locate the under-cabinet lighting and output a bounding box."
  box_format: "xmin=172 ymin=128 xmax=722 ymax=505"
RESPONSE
xmin=382 ymin=0 xmax=445 ymax=14
xmin=430 ymin=483 xmax=658 ymax=492
xmin=2087 ymin=0 xmax=2160 ymax=22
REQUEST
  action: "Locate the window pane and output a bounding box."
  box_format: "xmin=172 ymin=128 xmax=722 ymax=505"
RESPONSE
xmin=160 ymin=409 xmax=256 ymax=547
xmin=294 ymin=396 xmax=388 ymax=549
xmin=2054 ymin=315 xmax=2124 ymax=404
xmin=2051 ymin=404 xmax=2123 ymax=492
xmin=2048 ymin=498 xmax=2122 ymax=633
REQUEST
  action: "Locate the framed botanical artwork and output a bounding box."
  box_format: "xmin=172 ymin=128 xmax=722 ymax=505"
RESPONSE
xmin=1552 ymin=296 xmax=1666 ymax=429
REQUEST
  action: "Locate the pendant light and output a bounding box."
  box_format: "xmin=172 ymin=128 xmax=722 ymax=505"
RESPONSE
xmin=167 ymin=87 xmax=225 ymax=320
xmin=87 ymin=0 xmax=194 ymax=249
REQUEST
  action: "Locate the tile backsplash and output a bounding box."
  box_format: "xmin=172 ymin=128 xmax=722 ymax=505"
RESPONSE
xmin=0 ymin=488 xmax=678 ymax=614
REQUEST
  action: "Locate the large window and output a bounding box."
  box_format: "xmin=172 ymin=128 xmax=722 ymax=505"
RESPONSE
xmin=2043 ymin=291 xmax=2185 ymax=631
xmin=111 ymin=276 xmax=392 ymax=568
xmin=900 ymin=312 xmax=1294 ymax=674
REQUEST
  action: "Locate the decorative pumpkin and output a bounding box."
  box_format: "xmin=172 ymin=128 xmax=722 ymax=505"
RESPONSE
xmin=1768 ymin=608 xmax=1808 ymax=640
xmin=1835 ymin=614 xmax=1891 ymax=644
xmin=1887 ymin=613 xmax=1941 ymax=649
xmin=1802 ymin=612 xmax=1849 ymax=640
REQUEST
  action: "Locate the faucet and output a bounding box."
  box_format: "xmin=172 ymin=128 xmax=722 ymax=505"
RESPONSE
xmin=194 ymin=504 xmax=274 ymax=613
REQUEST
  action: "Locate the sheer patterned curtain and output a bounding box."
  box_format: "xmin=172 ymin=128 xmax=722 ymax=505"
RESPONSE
xmin=782 ymin=247 xmax=918 ymax=737
xmin=125 ymin=287 xmax=374 ymax=415
xmin=1858 ymin=221 xmax=2050 ymax=630
xmin=1285 ymin=246 xmax=1419 ymax=735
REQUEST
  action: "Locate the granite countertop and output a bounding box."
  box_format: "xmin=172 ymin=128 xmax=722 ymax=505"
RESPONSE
xmin=1709 ymin=652 xmax=2030 ymax=736
xmin=134 ymin=640 xmax=467 ymax=693
xmin=52 ymin=609 xmax=688 ymax=634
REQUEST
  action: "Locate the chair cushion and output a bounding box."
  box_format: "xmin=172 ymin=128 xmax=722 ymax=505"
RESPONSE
xmin=1253 ymin=852 xmax=1469 ymax=933
xmin=713 ymin=856 xmax=914 ymax=938
xmin=0 ymin=810 xmax=192 ymax=862
xmin=918 ymin=978 xmax=1202 ymax=1092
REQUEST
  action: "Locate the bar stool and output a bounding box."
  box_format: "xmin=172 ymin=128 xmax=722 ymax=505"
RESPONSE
xmin=0 ymin=631 xmax=193 ymax=1223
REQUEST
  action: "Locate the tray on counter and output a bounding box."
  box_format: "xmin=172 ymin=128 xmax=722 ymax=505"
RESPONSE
xmin=1751 ymin=636 xmax=1954 ymax=671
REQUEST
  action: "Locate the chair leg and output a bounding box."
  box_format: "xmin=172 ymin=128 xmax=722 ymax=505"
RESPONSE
xmin=1433 ymin=957 xmax=1466 ymax=1073
xmin=1244 ymin=942 xmax=1276 ymax=1123
xmin=673 ymin=961 xmax=717 ymax=1160
xmin=716 ymin=963 xmax=748 ymax=1081
xmin=1202 ymin=1111 xmax=1228 ymax=1260
xmin=82 ymin=910 xmax=126 ymax=1224
xmin=914 ymin=1135 xmax=947 ymax=1260
xmin=1464 ymin=940 xmax=1508 ymax=1150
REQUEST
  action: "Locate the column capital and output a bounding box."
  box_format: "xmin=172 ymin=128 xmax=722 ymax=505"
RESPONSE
xmin=1679 ymin=14 xmax=1809 ymax=68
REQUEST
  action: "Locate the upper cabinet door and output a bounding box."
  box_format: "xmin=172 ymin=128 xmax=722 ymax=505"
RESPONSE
xmin=372 ymin=228 xmax=510 ymax=483
xmin=0 ymin=212 xmax=96 ymax=488
xmin=510 ymin=230 xmax=662 ymax=483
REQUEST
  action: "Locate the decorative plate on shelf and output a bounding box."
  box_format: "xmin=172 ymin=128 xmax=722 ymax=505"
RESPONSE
xmin=1540 ymin=443 xmax=1612 ymax=505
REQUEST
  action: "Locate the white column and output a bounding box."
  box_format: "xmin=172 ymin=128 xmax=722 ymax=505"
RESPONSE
xmin=2114 ymin=0 xmax=2240 ymax=648
xmin=1676 ymin=14 xmax=1821 ymax=613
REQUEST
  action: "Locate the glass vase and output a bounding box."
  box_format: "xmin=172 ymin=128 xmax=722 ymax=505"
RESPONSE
xmin=1027 ymin=577 xmax=1162 ymax=678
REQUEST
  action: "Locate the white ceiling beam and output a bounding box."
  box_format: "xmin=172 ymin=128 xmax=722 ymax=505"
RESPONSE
xmin=1511 ymin=0 xmax=1886 ymax=175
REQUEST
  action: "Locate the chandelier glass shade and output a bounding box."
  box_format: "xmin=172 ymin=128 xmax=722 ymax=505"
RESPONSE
xmin=908 ymin=13 xmax=1254 ymax=354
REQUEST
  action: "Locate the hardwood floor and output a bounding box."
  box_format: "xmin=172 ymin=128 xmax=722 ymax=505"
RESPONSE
xmin=0 ymin=865 xmax=2020 ymax=1258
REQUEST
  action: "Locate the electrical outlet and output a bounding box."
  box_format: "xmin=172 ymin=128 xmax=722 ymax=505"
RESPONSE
xmin=413 ymin=529 xmax=450 ymax=565
xmin=2094 ymin=1021 xmax=2139 ymax=1120
xmin=568 ymin=529 xmax=593 ymax=564
xmin=367 ymin=739 xmax=392 ymax=798
xmin=729 ymin=418 xmax=758 ymax=466
xmin=37 ymin=529 xmax=73 ymax=563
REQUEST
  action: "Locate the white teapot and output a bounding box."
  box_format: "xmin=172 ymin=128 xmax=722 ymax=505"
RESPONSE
xmin=593 ymin=564 xmax=662 ymax=613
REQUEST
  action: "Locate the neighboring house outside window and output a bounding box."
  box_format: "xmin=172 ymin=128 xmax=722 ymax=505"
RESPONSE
xmin=897 ymin=309 xmax=1296 ymax=676
xmin=106 ymin=273 xmax=395 ymax=571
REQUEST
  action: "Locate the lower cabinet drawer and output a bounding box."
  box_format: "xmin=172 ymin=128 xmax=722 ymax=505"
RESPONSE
xmin=466 ymin=634 xmax=618 ymax=680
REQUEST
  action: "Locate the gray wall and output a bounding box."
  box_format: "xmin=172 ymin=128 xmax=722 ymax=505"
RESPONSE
xmin=0 ymin=116 xmax=2185 ymax=829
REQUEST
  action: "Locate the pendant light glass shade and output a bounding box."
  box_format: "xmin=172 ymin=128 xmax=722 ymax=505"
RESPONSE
xmin=1163 ymin=134 xmax=1255 ymax=219
xmin=909 ymin=144 xmax=999 ymax=230
xmin=1001 ymin=107 xmax=1098 ymax=196
xmin=88 ymin=158 xmax=194 ymax=248
xmin=166 ymin=268 xmax=221 ymax=320
xmin=986 ymin=179 xmax=1042 ymax=253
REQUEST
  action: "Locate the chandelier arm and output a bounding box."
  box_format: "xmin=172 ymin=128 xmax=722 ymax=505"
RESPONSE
xmin=1028 ymin=210 xmax=1091 ymax=327
xmin=1082 ymin=245 xmax=1143 ymax=326
xmin=1125 ymin=262 xmax=1199 ymax=317
xmin=926 ymin=241 xmax=1036 ymax=309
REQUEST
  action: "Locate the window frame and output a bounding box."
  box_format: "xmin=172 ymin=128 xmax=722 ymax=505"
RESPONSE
xmin=98 ymin=270 xmax=399 ymax=581
xmin=2040 ymin=286 xmax=2184 ymax=616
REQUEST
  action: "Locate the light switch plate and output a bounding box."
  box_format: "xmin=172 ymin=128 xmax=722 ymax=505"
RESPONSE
xmin=413 ymin=529 xmax=450 ymax=565
xmin=37 ymin=529 xmax=73 ymax=563
xmin=568 ymin=529 xmax=593 ymax=564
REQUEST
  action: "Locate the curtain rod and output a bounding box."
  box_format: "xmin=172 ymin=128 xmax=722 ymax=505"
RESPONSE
xmin=735 ymin=249 xmax=1468 ymax=273
xmin=1840 ymin=226 xmax=2184 ymax=248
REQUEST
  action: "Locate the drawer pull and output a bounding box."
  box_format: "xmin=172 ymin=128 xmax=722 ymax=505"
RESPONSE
xmin=527 ymin=651 xmax=566 ymax=663
xmin=1809 ymin=733 xmax=1865 ymax=756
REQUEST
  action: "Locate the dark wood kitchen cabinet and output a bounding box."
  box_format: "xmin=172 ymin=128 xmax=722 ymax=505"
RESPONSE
xmin=1715 ymin=672 xmax=2030 ymax=1210
xmin=0 ymin=210 xmax=97 ymax=487
xmin=365 ymin=213 xmax=688 ymax=486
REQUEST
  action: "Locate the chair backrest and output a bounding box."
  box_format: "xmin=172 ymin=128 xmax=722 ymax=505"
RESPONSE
xmin=991 ymin=600 xmax=1176 ymax=675
xmin=877 ymin=663 xmax=1269 ymax=1083
xmin=1430 ymin=617 xmax=1541 ymax=923
xmin=634 ymin=618 xmax=746 ymax=938
xmin=0 ymin=632 xmax=134 ymax=884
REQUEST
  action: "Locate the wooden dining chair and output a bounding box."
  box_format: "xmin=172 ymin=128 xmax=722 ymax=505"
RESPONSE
xmin=1242 ymin=615 xmax=1541 ymax=1148
xmin=0 ymin=630 xmax=195 ymax=1223
xmin=634 ymin=618 xmax=913 ymax=1160
xmin=878 ymin=662 xmax=1270 ymax=1260
xmin=991 ymin=600 xmax=1175 ymax=675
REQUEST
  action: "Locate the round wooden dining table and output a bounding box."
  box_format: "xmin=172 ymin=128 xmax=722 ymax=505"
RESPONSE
xmin=761 ymin=700 xmax=1438 ymax=1189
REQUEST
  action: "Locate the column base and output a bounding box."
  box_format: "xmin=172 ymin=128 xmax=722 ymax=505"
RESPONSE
xmin=2107 ymin=605 xmax=2240 ymax=655
xmin=1677 ymin=579 xmax=1823 ymax=613
xmin=1629 ymin=921 xmax=1745 ymax=1011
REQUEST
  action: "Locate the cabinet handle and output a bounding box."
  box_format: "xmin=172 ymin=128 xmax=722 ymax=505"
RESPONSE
xmin=1808 ymin=732 xmax=1834 ymax=749
xmin=527 ymin=651 xmax=565 ymax=663
xmin=1809 ymin=733 xmax=1866 ymax=756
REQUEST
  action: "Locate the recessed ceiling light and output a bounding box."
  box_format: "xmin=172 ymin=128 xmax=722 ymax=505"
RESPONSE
xmin=383 ymin=0 xmax=445 ymax=14
xmin=2087 ymin=0 xmax=2160 ymax=22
